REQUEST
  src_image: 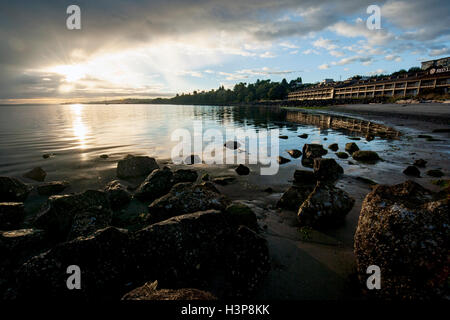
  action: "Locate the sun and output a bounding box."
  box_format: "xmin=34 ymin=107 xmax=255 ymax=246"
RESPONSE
xmin=50 ymin=64 xmax=87 ymax=82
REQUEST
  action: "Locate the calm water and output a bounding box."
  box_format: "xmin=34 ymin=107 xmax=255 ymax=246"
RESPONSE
xmin=0 ymin=103 xmax=441 ymax=185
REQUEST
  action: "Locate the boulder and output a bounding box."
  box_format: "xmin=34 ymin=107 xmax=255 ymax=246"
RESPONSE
xmin=235 ymin=164 xmax=250 ymax=176
xmin=301 ymin=144 xmax=327 ymax=167
xmin=365 ymin=134 xmax=375 ymax=141
xmin=99 ymin=154 xmax=109 ymax=159
xmin=34 ymin=190 xmax=112 ymax=241
xmin=354 ymin=181 xmax=449 ymax=299
xmin=413 ymin=159 xmax=427 ymax=168
xmin=14 ymin=227 xmax=132 ymax=301
xmin=427 ymin=169 xmax=444 ymax=178
xmin=201 ymin=173 xmax=210 ymax=181
xmin=297 ymin=182 xmax=355 ymax=228
xmin=104 ymin=180 xmax=131 ymax=209
xmin=0 ymin=177 xmax=30 ymax=202
xmin=67 ymin=207 xmax=112 ymax=241
xmin=0 ymin=202 xmax=24 ymax=230
xmin=37 ymin=181 xmax=69 ymax=196
xmin=134 ymin=167 xmax=174 ymax=201
xmin=276 ymin=185 xmax=315 ymax=211
xmin=147 ymin=183 xmax=230 ymax=223
xmin=403 ymin=165 xmax=421 ymax=177
xmin=225 ymin=203 xmax=258 ymax=231
xmin=336 ymin=152 xmax=349 ymax=159
xmin=286 ymin=149 xmax=302 ymax=158
xmin=23 ymin=167 xmax=46 ymax=182
xmin=298 ymin=133 xmax=308 ymax=139
xmin=173 ymin=169 xmax=198 ymax=183
xmin=116 ymin=155 xmax=159 ymax=179
xmin=131 ymin=210 xmax=270 ymax=297
xmin=224 ymin=141 xmax=241 ymax=150
xmin=277 ymin=156 xmax=291 ymax=164
xmin=313 ymin=158 xmax=344 ymax=183
xmin=122 ymin=281 xmax=217 ymax=300
xmin=185 ymin=154 xmax=202 ymax=165
xmin=352 ymin=151 xmax=380 ymax=163
xmin=328 ymin=143 xmax=339 ymax=152
xmin=293 ymin=170 xmax=316 ymax=185
xmin=345 ymin=142 xmax=359 ymax=155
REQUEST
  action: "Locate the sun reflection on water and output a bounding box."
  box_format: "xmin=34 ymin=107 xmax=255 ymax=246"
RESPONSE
xmin=70 ymin=104 xmax=89 ymax=158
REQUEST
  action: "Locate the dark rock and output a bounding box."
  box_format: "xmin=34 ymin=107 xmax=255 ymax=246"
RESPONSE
xmin=212 ymin=176 xmax=236 ymax=185
xmin=298 ymin=134 xmax=308 ymax=139
xmin=301 ymin=144 xmax=327 ymax=167
xmin=279 ymin=135 xmax=288 ymax=139
xmin=313 ymin=158 xmax=344 ymax=183
xmin=122 ymin=281 xmax=217 ymax=300
xmin=263 ymin=187 xmax=273 ymax=193
xmin=352 ymin=150 xmax=380 ymax=163
xmin=276 ymin=185 xmax=315 ymax=211
xmin=14 ymin=227 xmax=132 ymax=301
xmin=297 ymin=182 xmax=355 ymax=228
xmin=37 ymin=181 xmax=69 ymax=196
xmin=67 ymin=207 xmax=112 ymax=241
xmin=293 ymin=170 xmax=316 ymax=185
xmin=23 ymin=167 xmax=46 ymax=182
xmin=173 ymin=169 xmax=198 ymax=183
xmin=348 ymin=137 xmax=360 ymax=141
xmin=99 ymin=154 xmax=109 ymax=159
xmin=147 ymin=183 xmax=230 ymax=223
xmin=365 ymin=134 xmax=375 ymax=141
xmin=224 ymin=141 xmax=241 ymax=150
xmin=0 ymin=202 xmax=24 ymax=230
xmin=413 ymin=159 xmax=427 ymax=168
xmin=225 ymin=203 xmax=258 ymax=231
xmin=134 ymin=167 xmax=174 ymax=201
xmin=354 ymin=180 xmax=449 ymax=299
xmin=201 ymin=173 xmax=210 ymax=181
xmin=418 ymin=134 xmax=432 ymax=139
xmin=286 ymin=149 xmax=302 ymax=158
xmin=345 ymin=142 xmax=359 ymax=154
xmin=117 ymin=155 xmax=159 ymax=179
xmin=356 ymin=177 xmax=377 ymax=185
xmin=432 ymin=128 xmax=450 ymax=133
xmin=104 ymin=180 xmax=131 ymax=209
xmin=185 ymin=154 xmax=202 ymax=165
xmin=34 ymin=190 xmax=112 ymax=241
xmin=328 ymin=143 xmax=339 ymax=152
xmin=426 ymin=169 xmax=444 ymax=178
xmin=235 ymin=164 xmax=250 ymax=175
xmin=336 ymin=152 xmax=349 ymax=159
xmin=277 ymin=156 xmax=291 ymax=164
xmin=403 ymin=165 xmax=421 ymax=177
xmin=0 ymin=177 xmax=30 ymax=202
xmin=42 ymin=154 xmax=51 ymax=159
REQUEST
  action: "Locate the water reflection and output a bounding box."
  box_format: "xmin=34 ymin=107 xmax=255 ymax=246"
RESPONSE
xmin=70 ymin=104 xmax=88 ymax=151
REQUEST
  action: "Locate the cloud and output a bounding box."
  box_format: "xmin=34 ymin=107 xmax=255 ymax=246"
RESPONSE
xmin=313 ymin=37 xmax=338 ymax=50
xmin=429 ymin=47 xmax=450 ymax=56
xmin=260 ymin=51 xmax=276 ymax=58
xmin=318 ymin=64 xmax=330 ymax=70
xmin=385 ymin=54 xmax=402 ymax=62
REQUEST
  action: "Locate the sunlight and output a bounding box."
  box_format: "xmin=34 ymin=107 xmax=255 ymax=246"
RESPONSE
xmin=51 ymin=64 xmax=86 ymax=82
xmin=70 ymin=104 xmax=88 ymax=150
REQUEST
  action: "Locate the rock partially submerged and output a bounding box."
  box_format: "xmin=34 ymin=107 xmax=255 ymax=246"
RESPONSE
xmin=23 ymin=167 xmax=46 ymax=182
xmin=345 ymin=142 xmax=359 ymax=155
xmin=37 ymin=181 xmax=69 ymax=196
xmin=147 ymin=183 xmax=230 ymax=223
xmin=301 ymin=144 xmax=327 ymax=167
xmin=34 ymin=190 xmax=112 ymax=241
xmin=336 ymin=152 xmax=349 ymax=159
xmin=413 ymin=159 xmax=427 ymax=168
xmin=235 ymin=164 xmax=250 ymax=176
xmin=313 ymin=158 xmax=343 ymax=183
xmin=286 ymin=149 xmax=302 ymax=159
xmin=297 ymin=182 xmax=355 ymax=228
xmin=328 ymin=143 xmax=339 ymax=152
xmin=122 ymin=281 xmax=217 ymax=300
xmin=354 ymin=181 xmax=449 ymax=299
xmin=224 ymin=141 xmax=241 ymax=150
xmin=116 ymin=155 xmax=159 ymax=179
xmin=0 ymin=177 xmax=30 ymax=202
xmin=352 ymin=150 xmax=380 ymax=163
xmin=185 ymin=154 xmax=202 ymax=165
xmin=403 ymin=165 xmax=421 ymax=177
xmin=277 ymin=185 xmax=315 ymax=211
xmin=277 ymin=156 xmax=291 ymax=164
xmin=298 ymin=133 xmax=308 ymax=139
xmin=427 ymin=169 xmax=444 ymax=178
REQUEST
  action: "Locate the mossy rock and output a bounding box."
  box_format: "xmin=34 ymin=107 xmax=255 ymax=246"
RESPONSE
xmin=352 ymin=150 xmax=380 ymax=163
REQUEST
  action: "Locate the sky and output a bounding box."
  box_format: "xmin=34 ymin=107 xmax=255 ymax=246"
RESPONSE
xmin=0 ymin=0 xmax=449 ymax=104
